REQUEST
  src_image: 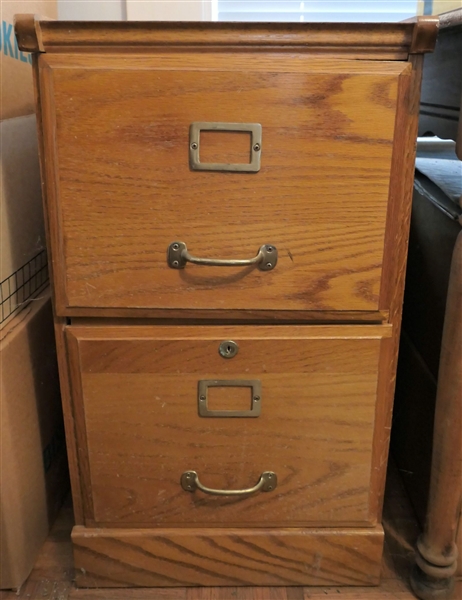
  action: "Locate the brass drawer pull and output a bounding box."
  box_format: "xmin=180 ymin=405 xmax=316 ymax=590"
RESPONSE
xmin=181 ymin=471 xmax=277 ymax=496
xmin=168 ymin=242 xmax=277 ymax=271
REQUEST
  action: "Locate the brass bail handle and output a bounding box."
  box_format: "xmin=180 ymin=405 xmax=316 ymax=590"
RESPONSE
xmin=181 ymin=471 xmax=277 ymax=496
xmin=167 ymin=242 xmax=278 ymax=271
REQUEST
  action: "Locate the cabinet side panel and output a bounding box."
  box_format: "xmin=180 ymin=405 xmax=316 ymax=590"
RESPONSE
xmin=53 ymin=319 xmax=84 ymax=523
xmin=65 ymin=328 xmax=96 ymax=523
xmin=31 ymin=56 xmax=58 ymax=316
xmin=379 ymin=60 xmax=421 ymax=313
xmin=373 ymin=55 xmax=424 ymax=520
xmin=33 ymin=55 xmax=85 ymax=524
xmin=36 ymin=56 xmax=69 ymax=314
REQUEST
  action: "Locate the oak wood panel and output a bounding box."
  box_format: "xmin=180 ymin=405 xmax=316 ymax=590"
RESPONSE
xmin=36 ymin=61 xmax=68 ymax=313
xmin=372 ymin=56 xmax=424 ymax=524
xmin=71 ymin=590 xmax=302 ymax=599
xmin=15 ymin=18 xmax=432 ymax=59
xmin=378 ymin=63 xmax=420 ymax=313
xmin=68 ymin=587 xmax=423 ymax=600
xmin=457 ymin=517 xmax=462 ymax=578
xmin=13 ymin=18 xmax=439 ymax=592
xmin=0 ymin=461 xmax=436 ymax=598
xmin=53 ymin=319 xmax=84 ymax=525
xmin=66 ymin=325 xmax=390 ymax=527
xmin=31 ymin=22 xmax=85 ymax=528
xmin=37 ymin=53 xmax=410 ymax=74
xmin=65 ymin=331 xmax=95 ymax=524
xmin=67 ymin=324 xmax=392 ymax=339
xmin=409 ymin=16 xmax=439 ymax=55
xmin=39 ymin=55 xmax=407 ymax=314
xmin=68 ymin=584 xmax=429 ymax=599
xmin=32 ymin=47 xmax=84 ymax=526
xmin=71 ymin=526 xmax=383 ymax=588
xmin=31 ymin=55 xmax=59 ymax=314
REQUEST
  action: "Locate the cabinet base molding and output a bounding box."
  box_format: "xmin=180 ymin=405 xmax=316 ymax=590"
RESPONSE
xmin=72 ymin=525 xmax=383 ymax=588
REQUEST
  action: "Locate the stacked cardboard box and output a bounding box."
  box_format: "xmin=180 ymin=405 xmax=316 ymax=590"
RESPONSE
xmin=0 ymin=291 xmax=68 ymax=589
xmin=1 ymin=0 xmax=69 ymax=590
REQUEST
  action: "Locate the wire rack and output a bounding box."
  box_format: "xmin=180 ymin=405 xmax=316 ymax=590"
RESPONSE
xmin=0 ymin=250 xmax=49 ymax=324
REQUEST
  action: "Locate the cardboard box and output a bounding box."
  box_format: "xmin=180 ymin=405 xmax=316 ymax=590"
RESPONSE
xmin=1 ymin=1 xmax=66 ymax=589
xmin=0 ymin=289 xmax=68 ymax=590
xmin=1 ymin=115 xmax=46 ymax=281
xmin=1 ymin=0 xmax=57 ymax=120
xmin=1 ymin=114 xmax=48 ymax=324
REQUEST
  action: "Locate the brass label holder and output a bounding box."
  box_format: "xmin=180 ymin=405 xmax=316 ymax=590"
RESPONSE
xmin=198 ymin=379 xmax=261 ymax=418
xmin=189 ymin=122 xmax=262 ymax=173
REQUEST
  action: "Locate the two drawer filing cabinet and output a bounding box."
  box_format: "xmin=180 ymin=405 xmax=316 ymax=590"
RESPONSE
xmin=15 ymin=16 xmax=438 ymax=588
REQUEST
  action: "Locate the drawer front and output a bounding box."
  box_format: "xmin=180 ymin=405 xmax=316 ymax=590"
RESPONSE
xmin=67 ymin=324 xmax=391 ymax=527
xmin=40 ymin=54 xmax=410 ymax=314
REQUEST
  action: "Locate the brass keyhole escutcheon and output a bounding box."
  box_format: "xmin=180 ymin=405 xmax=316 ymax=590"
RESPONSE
xmin=219 ymin=340 xmax=239 ymax=359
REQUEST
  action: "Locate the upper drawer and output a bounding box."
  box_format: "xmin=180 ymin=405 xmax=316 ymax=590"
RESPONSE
xmin=38 ymin=54 xmax=411 ymax=315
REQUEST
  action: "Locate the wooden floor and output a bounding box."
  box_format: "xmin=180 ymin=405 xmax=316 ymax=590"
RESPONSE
xmin=1 ymin=463 xmax=460 ymax=600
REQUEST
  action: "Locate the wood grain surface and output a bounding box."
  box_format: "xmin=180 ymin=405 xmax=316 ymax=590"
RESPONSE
xmin=38 ymin=55 xmax=407 ymax=315
xmin=71 ymin=526 xmax=383 ymax=588
xmin=14 ymin=18 xmax=436 ymax=59
xmin=458 ymin=518 xmax=462 ymax=578
xmin=53 ymin=318 xmax=85 ymax=525
xmin=371 ymin=56 xmax=425 ymax=525
xmin=2 ymin=461 xmax=455 ymax=598
xmin=66 ymin=325 xmax=390 ymax=527
xmin=14 ymin=18 xmax=439 ymax=593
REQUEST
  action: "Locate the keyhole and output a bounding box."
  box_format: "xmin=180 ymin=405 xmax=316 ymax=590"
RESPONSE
xmin=219 ymin=340 xmax=239 ymax=359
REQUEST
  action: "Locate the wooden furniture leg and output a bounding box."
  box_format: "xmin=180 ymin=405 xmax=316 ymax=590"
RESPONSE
xmin=411 ymin=231 xmax=462 ymax=600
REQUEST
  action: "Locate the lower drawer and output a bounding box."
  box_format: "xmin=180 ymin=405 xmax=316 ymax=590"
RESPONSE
xmin=66 ymin=324 xmax=391 ymax=528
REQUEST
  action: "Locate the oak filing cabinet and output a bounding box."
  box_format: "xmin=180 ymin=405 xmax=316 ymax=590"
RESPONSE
xmin=15 ymin=16 xmax=438 ymax=588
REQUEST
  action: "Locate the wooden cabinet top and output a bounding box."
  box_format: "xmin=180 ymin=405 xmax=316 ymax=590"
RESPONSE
xmin=15 ymin=15 xmax=438 ymax=60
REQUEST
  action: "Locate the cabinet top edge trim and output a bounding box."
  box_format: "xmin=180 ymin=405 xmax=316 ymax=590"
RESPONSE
xmin=14 ymin=15 xmax=438 ymax=57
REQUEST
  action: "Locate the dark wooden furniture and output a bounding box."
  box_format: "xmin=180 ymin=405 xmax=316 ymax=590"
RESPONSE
xmin=410 ymin=229 xmax=461 ymax=600
xmin=392 ymin=8 xmax=462 ymax=599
